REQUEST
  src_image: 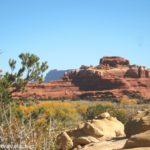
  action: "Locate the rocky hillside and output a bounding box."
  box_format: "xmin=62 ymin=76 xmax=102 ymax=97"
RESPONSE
xmin=44 ymin=69 xmax=72 ymax=82
xmin=13 ymin=56 xmax=150 ymax=101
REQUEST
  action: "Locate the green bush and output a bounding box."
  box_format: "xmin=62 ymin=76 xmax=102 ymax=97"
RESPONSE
xmin=85 ymin=104 xmax=128 ymax=124
xmin=85 ymin=104 xmax=112 ymax=119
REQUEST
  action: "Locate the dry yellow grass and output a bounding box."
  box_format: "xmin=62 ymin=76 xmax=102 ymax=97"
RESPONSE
xmin=119 ymin=97 xmax=137 ymax=105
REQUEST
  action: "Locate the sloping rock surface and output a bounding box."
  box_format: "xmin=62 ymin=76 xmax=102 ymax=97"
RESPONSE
xmin=125 ymin=109 xmax=150 ymax=137
xmin=75 ymin=138 xmax=127 ymax=150
xmin=124 ymin=130 xmax=150 ymax=149
xmin=123 ymin=109 xmax=150 ymax=149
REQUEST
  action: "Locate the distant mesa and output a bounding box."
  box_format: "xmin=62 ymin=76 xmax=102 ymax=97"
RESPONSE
xmin=44 ymin=69 xmax=72 ymax=82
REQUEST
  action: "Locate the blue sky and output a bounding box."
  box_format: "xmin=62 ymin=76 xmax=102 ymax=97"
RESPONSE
xmin=0 ymin=0 xmax=150 ymax=75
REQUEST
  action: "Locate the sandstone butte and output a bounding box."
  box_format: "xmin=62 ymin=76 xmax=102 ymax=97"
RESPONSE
xmin=13 ymin=56 xmax=150 ymax=102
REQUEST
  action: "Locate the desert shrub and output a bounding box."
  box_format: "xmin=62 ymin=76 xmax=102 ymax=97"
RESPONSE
xmin=85 ymin=104 xmax=112 ymax=119
xmin=85 ymin=104 xmax=129 ymax=124
xmin=109 ymin=108 xmax=128 ymax=124
xmin=16 ymin=101 xmax=81 ymax=128
xmin=1 ymin=101 xmax=84 ymax=149
xmin=0 ymin=80 xmax=12 ymax=104
xmin=0 ymin=102 xmax=58 ymax=150
xmin=119 ymin=97 xmax=137 ymax=105
xmin=76 ymin=105 xmax=88 ymax=119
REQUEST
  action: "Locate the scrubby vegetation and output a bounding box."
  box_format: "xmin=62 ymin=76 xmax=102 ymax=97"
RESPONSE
xmin=0 ymin=100 xmax=149 ymax=149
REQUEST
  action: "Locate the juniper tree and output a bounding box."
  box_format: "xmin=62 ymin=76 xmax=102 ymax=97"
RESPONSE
xmin=0 ymin=53 xmax=48 ymax=103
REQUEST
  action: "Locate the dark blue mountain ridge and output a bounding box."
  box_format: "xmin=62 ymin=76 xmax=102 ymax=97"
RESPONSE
xmin=44 ymin=69 xmax=72 ymax=82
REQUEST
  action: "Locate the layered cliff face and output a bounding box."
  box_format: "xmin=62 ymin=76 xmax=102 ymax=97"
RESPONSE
xmin=13 ymin=80 xmax=81 ymax=100
xmin=64 ymin=56 xmax=150 ymax=91
xmin=13 ymin=56 xmax=150 ymax=101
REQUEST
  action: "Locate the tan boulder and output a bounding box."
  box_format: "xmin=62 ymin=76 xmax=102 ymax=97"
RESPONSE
xmin=125 ymin=109 xmax=150 ymax=137
xmin=82 ymin=122 xmax=104 ymax=138
xmin=56 ymin=132 xmax=73 ymax=150
xmin=90 ymin=116 xmax=125 ymax=138
xmin=73 ymin=136 xmax=99 ymax=146
xmin=96 ymin=112 xmax=110 ymax=119
xmin=56 ymin=112 xmax=125 ymax=149
xmin=124 ymin=130 xmax=150 ymax=149
xmin=70 ymin=112 xmax=124 ymax=139
xmin=73 ymin=145 xmax=82 ymax=150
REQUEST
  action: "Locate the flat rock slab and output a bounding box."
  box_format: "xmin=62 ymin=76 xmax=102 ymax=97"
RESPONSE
xmin=123 ymin=148 xmax=150 ymax=150
xmin=78 ymin=138 xmax=127 ymax=150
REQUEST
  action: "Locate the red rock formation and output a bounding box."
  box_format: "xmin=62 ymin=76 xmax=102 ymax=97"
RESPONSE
xmin=100 ymin=56 xmax=130 ymax=68
xmin=13 ymin=56 xmax=150 ymax=101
